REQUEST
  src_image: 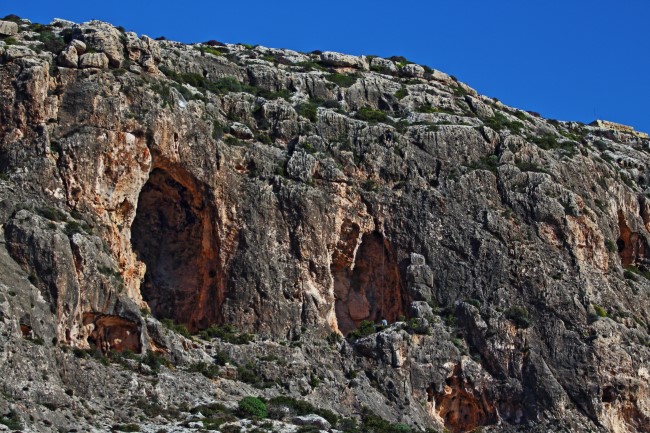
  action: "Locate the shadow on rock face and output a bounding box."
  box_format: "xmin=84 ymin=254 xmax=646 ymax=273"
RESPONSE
xmin=331 ymin=220 xmax=407 ymax=334
xmin=131 ymin=167 xmax=223 ymax=331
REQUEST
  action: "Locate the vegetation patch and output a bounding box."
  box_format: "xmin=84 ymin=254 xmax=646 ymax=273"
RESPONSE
xmin=267 ymin=396 xmax=338 ymax=426
xmin=467 ymin=155 xmax=499 ymax=173
xmin=528 ymin=133 xmax=577 ymax=156
xmin=326 ymin=73 xmax=359 ymax=88
xmin=484 ymin=112 xmax=524 ymax=135
xmin=199 ymin=323 xmax=254 ymax=344
xmin=504 ymin=306 xmax=531 ymax=329
xmin=161 ymin=318 xmax=191 ymax=338
xmin=347 ymin=320 xmax=377 ymax=341
xmin=238 ymin=396 xmax=267 ymax=418
xmin=356 ymin=107 xmax=389 ymax=124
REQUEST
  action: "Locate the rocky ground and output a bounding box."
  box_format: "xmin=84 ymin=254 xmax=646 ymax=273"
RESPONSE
xmin=0 ymin=14 xmax=649 ymax=433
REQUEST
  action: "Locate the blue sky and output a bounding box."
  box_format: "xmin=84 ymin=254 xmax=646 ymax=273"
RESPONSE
xmin=3 ymin=1 xmax=649 ymax=133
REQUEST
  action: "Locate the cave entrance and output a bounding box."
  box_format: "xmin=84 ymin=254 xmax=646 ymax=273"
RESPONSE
xmin=617 ymin=210 xmax=646 ymax=267
xmin=131 ymin=168 xmax=221 ymax=331
xmin=331 ymin=229 xmax=406 ymax=335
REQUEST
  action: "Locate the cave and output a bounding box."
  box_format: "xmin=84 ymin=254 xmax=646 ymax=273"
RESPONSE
xmin=433 ymin=364 xmax=497 ymax=433
xmin=131 ymin=168 xmax=222 ymax=330
xmin=617 ymin=210 xmax=646 ymax=267
xmin=84 ymin=313 xmax=141 ymax=353
xmin=331 ymin=224 xmax=406 ymax=335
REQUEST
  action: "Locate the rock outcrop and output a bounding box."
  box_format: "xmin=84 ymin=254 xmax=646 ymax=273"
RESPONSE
xmin=1 ymin=14 xmax=649 ymax=433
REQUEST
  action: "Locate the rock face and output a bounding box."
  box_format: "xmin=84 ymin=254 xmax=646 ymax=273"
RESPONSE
xmin=1 ymin=15 xmax=650 ymax=433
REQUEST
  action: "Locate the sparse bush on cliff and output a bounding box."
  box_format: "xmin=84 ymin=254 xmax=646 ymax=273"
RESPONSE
xmin=161 ymin=318 xmax=191 ymax=338
xmin=199 ymin=323 xmax=253 ymax=344
xmin=484 ymin=112 xmax=524 ymax=135
xmin=356 ymin=107 xmax=389 ymax=124
xmin=326 ymin=73 xmax=358 ymax=88
xmin=504 ymin=306 xmax=531 ymax=329
xmin=347 ymin=320 xmax=376 ymax=340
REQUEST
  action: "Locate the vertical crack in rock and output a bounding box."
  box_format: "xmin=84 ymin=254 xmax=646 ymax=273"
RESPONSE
xmin=617 ymin=210 xmax=646 ymax=267
xmin=331 ymin=220 xmax=406 ymax=334
xmin=131 ymin=168 xmax=222 ymax=330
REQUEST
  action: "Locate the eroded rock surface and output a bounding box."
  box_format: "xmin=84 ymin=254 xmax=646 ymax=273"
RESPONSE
xmin=0 ymin=15 xmax=649 ymax=433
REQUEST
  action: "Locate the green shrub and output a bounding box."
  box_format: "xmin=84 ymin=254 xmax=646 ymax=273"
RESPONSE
xmin=465 ymin=298 xmax=481 ymax=308
xmin=141 ymin=350 xmax=170 ymax=373
xmin=451 ymin=84 xmax=468 ymax=97
xmin=515 ymin=161 xmax=548 ymax=174
xmin=394 ymin=86 xmax=408 ymax=100
xmin=294 ymin=61 xmax=328 ymax=72
xmin=625 ymin=265 xmax=650 ymax=280
xmin=199 ymin=323 xmax=253 ymax=344
xmin=528 ymin=133 xmax=577 ymax=156
xmin=214 ymin=350 xmax=231 ymax=366
xmin=624 ymin=270 xmax=638 ymax=281
xmin=467 ymin=155 xmax=499 ymax=173
xmin=405 ymin=317 xmax=430 ymax=335
xmin=2 ymin=14 xmax=22 ymax=23
xmin=238 ymin=396 xmax=267 ymax=418
xmin=296 ymin=102 xmax=319 ymax=122
xmin=593 ymin=304 xmax=608 ymax=318
xmin=604 ymin=239 xmax=617 ymax=253
xmin=161 ymin=318 xmax=191 ymax=338
xmin=188 ymin=361 xmax=220 ymax=379
xmin=347 ymin=320 xmax=376 ymax=340
xmin=37 ymin=30 xmax=66 ymax=53
xmin=200 ymin=46 xmax=226 ymax=56
xmin=416 ymin=105 xmax=455 ymax=115
xmin=326 ymin=332 xmax=342 ymax=345
xmin=112 ymin=424 xmax=141 ymax=432
xmin=484 ymin=113 xmax=524 ymax=135
xmin=236 ymin=363 xmax=263 ymax=385
xmin=326 ymin=73 xmax=358 ymax=88
xmin=388 ymin=55 xmax=412 ymax=67
xmin=37 ymin=206 xmax=67 ymax=221
xmin=504 ymin=306 xmax=531 ymax=329
xmin=267 ymin=396 xmax=338 ymax=426
xmin=0 ymin=411 xmax=22 ymax=430
xmin=212 ymin=121 xmax=225 ymax=140
xmin=64 ymin=221 xmax=85 ymax=237
xmin=389 ymin=424 xmax=412 ymax=433
xmin=256 ymin=87 xmax=292 ymax=100
xmin=356 ymin=107 xmax=388 ymax=123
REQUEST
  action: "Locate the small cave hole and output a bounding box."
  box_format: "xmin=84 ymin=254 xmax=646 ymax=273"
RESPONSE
xmin=131 ymin=168 xmax=222 ymax=330
xmin=331 ymin=228 xmax=407 ymax=335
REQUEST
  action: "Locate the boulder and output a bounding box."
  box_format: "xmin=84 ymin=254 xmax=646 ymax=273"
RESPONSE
xmin=320 ymin=51 xmax=368 ymax=70
xmin=70 ymin=39 xmax=87 ymax=55
xmin=370 ymin=57 xmax=398 ymax=74
xmin=230 ymin=122 xmax=254 ymax=140
xmin=81 ymin=21 xmax=124 ymax=67
xmin=3 ymin=45 xmax=36 ymax=61
xmin=79 ymin=52 xmax=109 ymax=69
xmin=292 ymin=414 xmax=331 ymax=430
xmin=57 ymin=45 xmax=78 ymax=68
xmin=406 ymin=253 xmax=434 ymax=302
xmin=465 ymin=95 xmax=495 ymax=118
xmin=410 ymin=301 xmax=434 ymax=318
xmin=400 ymin=63 xmax=425 ymax=78
xmin=0 ymin=20 xmax=18 ymax=36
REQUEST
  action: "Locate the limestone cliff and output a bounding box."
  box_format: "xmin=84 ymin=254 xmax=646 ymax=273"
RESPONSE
xmin=1 ymin=15 xmax=649 ymax=433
